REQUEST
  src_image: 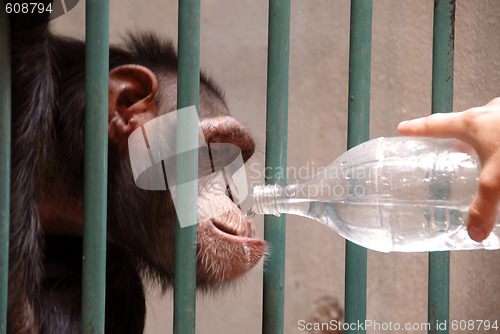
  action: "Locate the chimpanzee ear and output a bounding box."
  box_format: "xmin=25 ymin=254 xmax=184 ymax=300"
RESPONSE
xmin=108 ymin=65 xmax=158 ymax=145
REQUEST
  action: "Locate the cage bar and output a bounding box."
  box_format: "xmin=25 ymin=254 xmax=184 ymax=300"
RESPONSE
xmin=0 ymin=7 xmax=11 ymax=333
xmin=173 ymin=0 xmax=200 ymax=333
xmin=81 ymin=0 xmax=110 ymax=333
xmin=345 ymin=1 xmax=372 ymax=333
xmin=428 ymin=1 xmax=455 ymax=333
xmin=262 ymin=1 xmax=290 ymax=333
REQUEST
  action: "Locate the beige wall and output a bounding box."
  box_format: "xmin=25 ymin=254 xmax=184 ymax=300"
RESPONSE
xmin=52 ymin=1 xmax=500 ymax=333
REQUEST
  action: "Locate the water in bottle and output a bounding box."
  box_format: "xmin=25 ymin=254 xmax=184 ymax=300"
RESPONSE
xmin=250 ymin=137 xmax=500 ymax=252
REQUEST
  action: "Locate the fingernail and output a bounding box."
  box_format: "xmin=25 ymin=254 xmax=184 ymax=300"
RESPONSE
xmin=468 ymin=225 xmax=487 ymax=242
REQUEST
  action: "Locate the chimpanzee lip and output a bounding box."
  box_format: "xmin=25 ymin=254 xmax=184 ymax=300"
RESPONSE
xmin=209 ymin=213 xmax=257 ymax=240
xmin=196 ymin=180 xmax=267 ymax=281
xmin=199 ymin=184 xmax=259 ymax=240
xmin=211 ymin=219 xmax=241 ymax=236
xmin=197 ymin=215 xmax=267 ymax=282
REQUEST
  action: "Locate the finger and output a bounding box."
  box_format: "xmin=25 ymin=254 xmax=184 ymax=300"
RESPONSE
xmin=485 ymin=97 xmax=500 ymax=107
xmin=467 ymin=166 xmax=500 ymax=242
xmin=467 ymin=196 xmax=499 ymax=242
xmin=397 ymin=112 xmax=466 ymax=138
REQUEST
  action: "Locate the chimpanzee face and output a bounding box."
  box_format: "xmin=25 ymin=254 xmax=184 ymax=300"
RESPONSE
xmin=106 ymin=65 xmax=267 ymax=287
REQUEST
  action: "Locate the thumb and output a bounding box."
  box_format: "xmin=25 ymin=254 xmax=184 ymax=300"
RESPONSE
xmin=467 ymin=165 xmax=500 ymax=242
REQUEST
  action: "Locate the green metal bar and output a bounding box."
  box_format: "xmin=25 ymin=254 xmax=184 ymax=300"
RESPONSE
xmin=345 ymin=1 xmax=372 ymax=333
xmin=262 ymin=0 xmax=290 ymax=333
xmin=173 ymin=0 xmax=200 ymax=333
xmin=81 ymin=0 xmax=109 ymax=333
xmin=0 ymin=7 xmax=11 ymax=334
xmin=428 ymin=1 xmax=455 ymax=333
xmin=428 ymin=254 xmax=450 ymax=334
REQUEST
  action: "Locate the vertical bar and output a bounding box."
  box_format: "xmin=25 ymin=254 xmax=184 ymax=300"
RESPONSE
xmin=174 ymin=0 xmax=200 ymax=333
xmin=345 ymin=1 xmax=372 ymax=333
xmin=81 ymin=0 xmax=109 ymax=333
xmin=262 ymin=0 xmax=290 ymax=333
xmin=428 ymin=1 xmax=454 ymax=333
xmin=0 ymin=7 xmax=11 ymax=334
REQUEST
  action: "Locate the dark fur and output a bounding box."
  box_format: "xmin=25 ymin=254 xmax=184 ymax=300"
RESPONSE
xmin=38 ymin=236 xmax=145 ymax=333
xmin=8 ymin=6 xmax=229 ymax=333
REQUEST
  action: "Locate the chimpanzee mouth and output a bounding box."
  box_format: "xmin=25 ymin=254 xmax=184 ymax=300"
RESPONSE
xmin=199 ymin=212 xmax=266 ymax=281
xmin=209 ymin=209 xmax=256 ymax=239
xmin=207 ymin=192 xmax=258 ymax=241
xmin=197 ymin=175 xmax=260 ymax=241
xmin=209 ymin=185 xmax=256 ymax=238
xmin=196 ymin=182 xmax=267 ymax=282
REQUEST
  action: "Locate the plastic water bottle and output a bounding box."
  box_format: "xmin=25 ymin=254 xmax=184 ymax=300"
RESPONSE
xmin=250 ymin=137 xmax=500 ymax=252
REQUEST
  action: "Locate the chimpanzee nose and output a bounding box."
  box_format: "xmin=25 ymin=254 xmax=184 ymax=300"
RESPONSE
xmin=200 ymin=116 xmax=255 ymax=164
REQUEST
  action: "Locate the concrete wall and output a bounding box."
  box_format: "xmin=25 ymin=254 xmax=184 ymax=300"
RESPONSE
xmin=52 ymin=1 xmax=500 ymax=333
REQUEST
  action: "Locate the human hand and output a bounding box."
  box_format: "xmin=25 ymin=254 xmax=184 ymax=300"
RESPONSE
xmin=398 ymin=98 xmax=500 ymax=242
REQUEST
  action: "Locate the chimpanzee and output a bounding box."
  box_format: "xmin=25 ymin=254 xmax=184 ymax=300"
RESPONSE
xmin=7 ymin=3 xmax=266 ymax=333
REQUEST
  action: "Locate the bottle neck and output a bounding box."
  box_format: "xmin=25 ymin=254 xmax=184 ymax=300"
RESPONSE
xmin=252 ymin=184 xmax=285 ymax=217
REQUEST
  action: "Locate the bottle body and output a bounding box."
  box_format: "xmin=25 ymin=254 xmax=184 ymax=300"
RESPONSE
xmin=252 ymin=137 xmax=500 ymax=252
